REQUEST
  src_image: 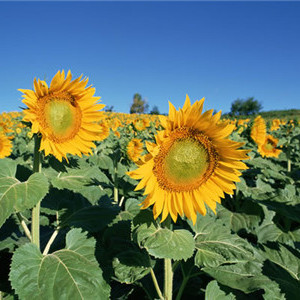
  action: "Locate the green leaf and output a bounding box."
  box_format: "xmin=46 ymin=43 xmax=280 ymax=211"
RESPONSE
xmin=217 ymin=206 xmax=261 ymax=233
xmin=247 ymin=157 xmax=282 ymax=171
xmin=261 ymin=243 xmax=300 ymax=280
xmin=9 ymin=243 xmax=42 ymax=300
xmin=256 ymin=196 xmax=300 ymax=223
xmin=205 ymin=280 xmax=236 ymax=300
xmin=112 ymin=250 xmax=151 ymax=284
xmin=256 ymin=221 xmax=300 ymax=244
xmin=10 ymin=229 xmax=110 ymax=300
xmin=132 ymin=211 xmax=195 ymax=261
xmin=256 ymin=177 xmax=274 ymax=193
xmin=60 ymin=199 xmax=120 ymax=232
xmin=100 ymin=221 xmax=152 ymax=284
xmin=203 ymin=261 xmax=275 ymax=294
xmin=0 ymin=158 xmax=49 ymax=228
xmin=262 ymin=259 xmax=300 ymax=299
xmin=191 ymin=215 xmax=255 ymax=268
xmin=112 ymin=198 xmax=141 ymax=223
xmin=51 ymin=165 xmax=111 ymax=204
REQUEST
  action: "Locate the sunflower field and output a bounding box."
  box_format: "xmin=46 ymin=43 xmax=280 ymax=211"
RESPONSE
xmin=0 ymin=71 xmax=300 ymax=300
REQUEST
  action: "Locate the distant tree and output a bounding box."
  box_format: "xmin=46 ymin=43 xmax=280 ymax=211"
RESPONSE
xmin=230 ymin=97 xmax=262 ymax=116
xmin=130 ymin=93 xmax=149 ymax=114
xmin=104 ymin=105 xmax=114 ymax=112
xmin=150 ymin=105 xmax=160 ymax=115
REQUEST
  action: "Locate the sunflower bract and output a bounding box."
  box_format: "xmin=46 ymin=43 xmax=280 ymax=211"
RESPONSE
xmin=128 ymin=95 xmax=250 ymax=224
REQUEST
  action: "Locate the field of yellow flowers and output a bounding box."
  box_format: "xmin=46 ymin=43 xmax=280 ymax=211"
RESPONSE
xmin=0 ymin=71 xmax=299 ymax=300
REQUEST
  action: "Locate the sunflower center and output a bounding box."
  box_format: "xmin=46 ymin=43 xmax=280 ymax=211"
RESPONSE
xmin=153 ymin=127 xmax=219 ymax=192
xmin=45 ymin=101 xmax=75 ymax=134
xmin=264 ymin=141 xmax=274 ymax=151
xmin=39 ymin=92 xmax=82 ymax=143
xmin=164 ymin=139 xmax=208 ymax=184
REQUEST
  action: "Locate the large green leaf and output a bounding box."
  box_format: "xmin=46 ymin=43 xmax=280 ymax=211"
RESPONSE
xmin=217 ymin=206 xmax=261 ymax=233
xmin=60 ymin=198 xmax=120 ymax=232
xmin=261 ymin=243 xmax=300 ymax=281
xmin=262 ymin=259 xmax=300 ymax=299
xmin=100 ymin=221 xmax=152 ymax=284
xmin=10 ymin=229 xmax=110 ymax=300
xmin=203 ymin=261 xmax=280 ymax=295
xmin=0 ymin=158 xmax=49 ymax=228
xmin=112 ymin=250 xmax=151 ymax=284
xmin=191 ymin=215 xmax=255 ymax=268
xmin=256 ymin=220 xmax=300 ymax=244
xmin=205 ymin=280 xmax=236 ymax=300
xmin=132 ymin=211 xmax=195 ymax=261
xmin=112 ymin=198 xmax=141 ymax=224
xmin=51 ymin=165 xmax=111 ymax=204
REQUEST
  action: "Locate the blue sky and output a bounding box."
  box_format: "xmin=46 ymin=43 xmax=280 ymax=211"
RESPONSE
xmin=0 ymin=1 xmax=299 ymax=115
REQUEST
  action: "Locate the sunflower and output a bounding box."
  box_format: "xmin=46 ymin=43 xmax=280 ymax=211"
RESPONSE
xmin=20 ymin=70 xmax=105 ymax=161
xmin=128 ymin=95 xmax=249 ymax=224
xmin=98 ymin=121 xmax=110 ymax=141
xmin=0 ymin=133 xmax=13 ymax=158
xmin=250 ymin=116 xmax=266 ymax=146
xmin=133 ymin=118 xmax=147 ymax=131
xmin=258 ymin=135 xmax=281 ymax=158
xmin=270 ymin=119 xmax=281 ymax=131
xmin=127 ymin=138 xmax=144 ymax=162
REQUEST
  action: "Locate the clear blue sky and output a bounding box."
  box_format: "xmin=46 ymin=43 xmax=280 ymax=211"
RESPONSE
xmin=0 ymin=1 xmax=299 ymax=115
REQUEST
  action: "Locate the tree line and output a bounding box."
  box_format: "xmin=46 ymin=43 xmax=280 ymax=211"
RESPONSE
xmin=128 ymin=94 xmax=263 ymax=116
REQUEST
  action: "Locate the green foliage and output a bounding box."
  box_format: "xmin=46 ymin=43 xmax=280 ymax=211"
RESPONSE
xmin=191 ymin=215 xmax=255 ymax=268
xmin=149 ymin=105 xmax=160 ymax=115
xmin=132 ymin=211 xmax=195 ymax=261
xmin=0 ymin=158 xmax=49 ymax=228
xmin=129 ymin=93 xmax=149 ymax=114
xmin=230 ymin=97 xmax=262 ymax=116
xmin=9 ymin=229 xmax=110 ymax=300
xmin=2 ymin=112 xmax=300 ymax=299
xmin=205 ymin=281 xmax=235 ymax=300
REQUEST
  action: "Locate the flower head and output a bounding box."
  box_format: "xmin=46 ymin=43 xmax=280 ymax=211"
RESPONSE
xmin=0 ymin=133 xmax=12 ymax=158
xmin=20 ymin=70 xmax=105 ymax=161
xmin=127 ymin=138 xmax=143 ymax=162
xmin=258 ymin=135 xmax=281 ymax=158
xmin=250 ymin=116 xmax=266 ymax=146
xmin=128 ymin=95 xmax=249 ymax=224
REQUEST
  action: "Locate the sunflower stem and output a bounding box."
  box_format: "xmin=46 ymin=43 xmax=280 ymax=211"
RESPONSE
xmin=287 ymin=148 xmax=292 ymax=172
xmin=16 ymin=212 xmax=32 ymax=241
xmin=164 ymin=258 xmax=173 ymax=300
xmin=163 ymin=216 xmax=173 ymax=300
xmin=113 ymin=158 xmax=119 ymax=204
xmin=150 ymin=268 xmax=164 ymax=300
xmin=287 ymin=158 xmax=291 ymax=172
xmin=43 ymin=211 xmax=59 ymax=255
xmin=175 ymin=276 xmax=189 ymax=300
xmin=31 ymin=134 xmax=41 ymax=249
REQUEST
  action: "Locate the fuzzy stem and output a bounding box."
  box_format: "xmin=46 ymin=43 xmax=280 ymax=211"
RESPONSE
xmin=286 ymin=146 xmax=291 ymax=172
xmin=164 ymin=258 xmax=173 ymax=300
xmin=43 ymin=228 xmax=59 ymax=255
xmin=114 ymin=163 xmax=118 ymax=204
xmin=16 ymin=212 xmax=32 ymax=241
xmin=43 ymin=212 xmax=59 ymax=255
xmin=163 ymin=216 xmax=173 ymax=300
xmin=287 ymin=157 xmax=291 ymax=172
xmin=175 ymin=276 xmax=189 ymax=300
xmin=150 ymin=268 xmax=164 ymax=300
xmin=31 ymin=134 xmax=41 ymax=248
